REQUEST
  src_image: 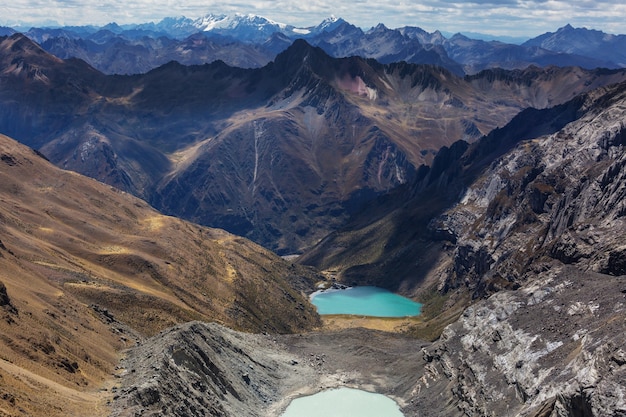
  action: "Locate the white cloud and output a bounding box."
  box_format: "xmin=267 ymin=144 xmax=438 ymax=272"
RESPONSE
xmin=1 ymin=0 xmax=625 ymax=37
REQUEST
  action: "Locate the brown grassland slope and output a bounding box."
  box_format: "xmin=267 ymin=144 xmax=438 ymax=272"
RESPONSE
xmin=0 ymin=134 xmax=320 ymax=416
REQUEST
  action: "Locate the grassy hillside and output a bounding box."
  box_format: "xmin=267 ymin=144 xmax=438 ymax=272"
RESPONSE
xmin=0 ymin=134 xmax=320 ymax=416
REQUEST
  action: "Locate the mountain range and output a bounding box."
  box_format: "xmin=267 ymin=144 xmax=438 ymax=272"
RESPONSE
xmin=2 ymin=14 xmax=626 ymax=417
xmin=3 ymin=33 xmax=626 ymax=254
xmin=2 ymin=74 xmax=626 ymax=416
xmin=2 ymin=16 xmax=625 ymax=75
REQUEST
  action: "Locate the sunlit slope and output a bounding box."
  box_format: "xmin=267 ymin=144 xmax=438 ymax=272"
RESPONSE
xmin=0 ymin=134 xmax=320 ymax=416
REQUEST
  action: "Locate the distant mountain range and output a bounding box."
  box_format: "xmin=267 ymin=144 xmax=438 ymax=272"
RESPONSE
xmin=2 ymin=15 xmax=625 ymax=75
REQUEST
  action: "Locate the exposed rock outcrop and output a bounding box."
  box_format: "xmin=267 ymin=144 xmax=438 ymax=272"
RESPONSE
xmin=111 ymin=322 xmax=318 ymax=416
xmin=437 ymin=82 xmax=626 ymax=297
xmin=410 ymin=264 xmax=626 ymax=417
xmin=0 ymin=280 xmax=17 ymax=315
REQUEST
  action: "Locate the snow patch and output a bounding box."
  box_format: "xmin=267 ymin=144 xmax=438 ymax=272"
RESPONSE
xmin=336 ymin=75 xmax=378 ymax=100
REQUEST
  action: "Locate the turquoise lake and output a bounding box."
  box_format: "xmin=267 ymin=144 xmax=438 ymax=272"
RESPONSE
xmin=310 ymin=286 xmax=422 ymax=317
xmin=281 ymin=387 xmax=404 ymax=417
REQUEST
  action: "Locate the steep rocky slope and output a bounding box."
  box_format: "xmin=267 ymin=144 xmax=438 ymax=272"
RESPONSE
xmin=410 ymin=264 xmax=626 ymax=417
xmin=110 ymin=322 xmax=309 ymax=416
xmin=3 ymin=34 xmax=626 ymax=254
xmin=433 ymin=80 xmax=626 ymax=295
xmin=301 ymin=79 xmax=626 ymax=297
xmin=0 ymin=134 xmax=320 ymax=416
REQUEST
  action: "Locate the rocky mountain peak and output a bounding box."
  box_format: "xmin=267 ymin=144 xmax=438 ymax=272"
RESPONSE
xmin=312 ymin=15 xmax=347 ymax=33
xmin=275 ymin=38 xmax=326 ymax=63
xmin=369 ymin=23 xmax=390 ymax=33
xmin=269 ymin=38 xmax=332 ymax=85
xmin=1 ymin=33 xmax=60 ymax=65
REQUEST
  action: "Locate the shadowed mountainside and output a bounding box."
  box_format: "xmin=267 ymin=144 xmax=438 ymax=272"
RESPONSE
xmin=300 ymin=78 xmax=626 ymax=302
xmin=0 ymin=133 xmax=320 ymax=416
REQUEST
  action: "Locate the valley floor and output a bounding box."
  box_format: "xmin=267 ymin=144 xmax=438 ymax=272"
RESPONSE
xmin=109 ymin=263 xmax=626 ymax=417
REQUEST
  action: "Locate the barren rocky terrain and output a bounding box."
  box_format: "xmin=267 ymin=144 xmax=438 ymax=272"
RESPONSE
xmin=110 ymin=262 xmax=626 ymax=417
xmin=412 ymin=264 xmax=626 ymax=417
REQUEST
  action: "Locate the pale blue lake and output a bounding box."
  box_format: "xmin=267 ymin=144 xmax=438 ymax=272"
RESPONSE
xmin=281 ymin=387 xmax=404 ymax=417
xmin=310 ymin=286 xmax=421 ymax=317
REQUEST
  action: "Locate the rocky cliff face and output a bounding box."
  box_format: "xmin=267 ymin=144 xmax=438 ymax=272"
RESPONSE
xmin=410 ymin=264 xmax=626 ymax=416
xmin=437 ymin=82 xmax=626 ymax=297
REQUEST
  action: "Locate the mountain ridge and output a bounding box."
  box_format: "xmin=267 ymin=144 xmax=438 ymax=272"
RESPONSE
xmin=9 ymin=18 xmax=626 ymax=75
xmin=523 ymin=23 xmax=626 ymax=66
xmin=3 ymin=33 xmax=626 ymax=253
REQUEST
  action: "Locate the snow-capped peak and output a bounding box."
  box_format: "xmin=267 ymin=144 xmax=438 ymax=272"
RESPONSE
xmin=320 ymin=15 xmax=339 ymax=26
xmin=308 ymin=15 xmax=347 ymax=35
xmin=194 ymin=13 xmax=287 ymax=32
xmin=190 ymin=13 xmax=293 ymax=42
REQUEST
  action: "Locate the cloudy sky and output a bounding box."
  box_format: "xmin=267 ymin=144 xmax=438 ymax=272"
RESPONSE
xmin=2 ymin=0 xmax=625 ymax=38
